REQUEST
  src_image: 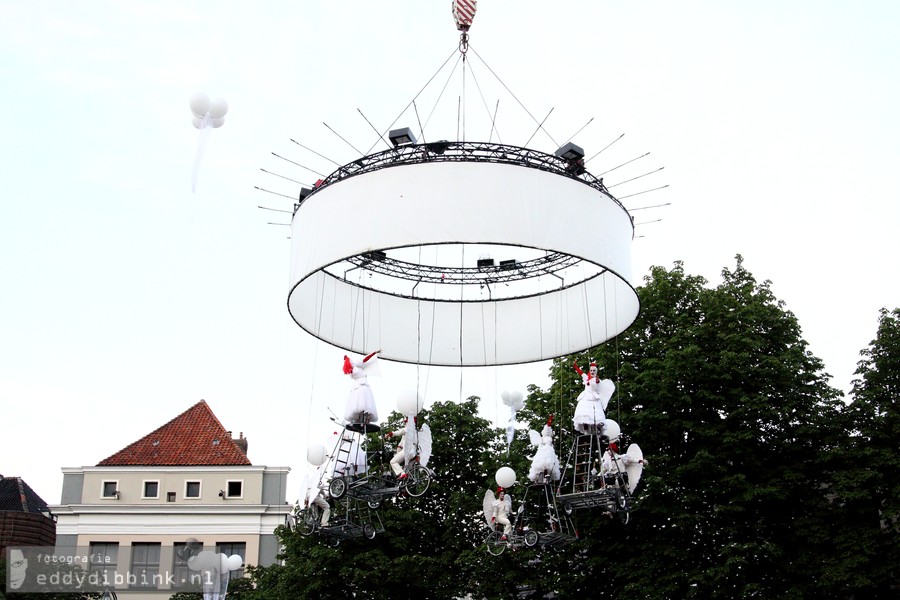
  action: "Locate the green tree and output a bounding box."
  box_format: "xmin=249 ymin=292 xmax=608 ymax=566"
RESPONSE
xmin=239 ymin=258 xmax=854 ymax=599
xmin=561 ymin=257 xmax=844 ymax=598
xmin=819 ymin=307 xmax=900 ymax=597
xmin=243 ymin=398 xmax=513 ymax=599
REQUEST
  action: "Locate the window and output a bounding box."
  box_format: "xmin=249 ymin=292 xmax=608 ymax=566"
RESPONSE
xmin=102 ymin=481 xmax=118 ymax=498
xmin=172 ymin=541 xmax=203 ymax=589
xmin=143 ymin=481 xmax=159 ymax=499
xmin=185 ymin=481 xmax=201 ymax=498
xmin=167 ymin=492 xmax=176 ymax=502
xmin=216 ymin=542 xmax=246 ymax=578
xmin=89 ymin=542 xmax=118 ymax=585
xmin=130 ymin=543 xmax=161 ymax=588
xmin=226 ymin=480 xmax=243 ymax=498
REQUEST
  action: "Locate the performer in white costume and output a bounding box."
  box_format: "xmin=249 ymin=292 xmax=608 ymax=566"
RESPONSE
xmin=600 ymin=442 xmax=647 ymax=491
xmin=343 ymin=350 xmax=380 ymax=424
xmin=491 ymin=488 xmax=513 ymax=538
xmin=573 ymin=360 xmax=615 ymax=433
xmin=528 ymin=416 xmax=561 ymax=483
xmin=386 ymin=418 xmax=409 ymax=479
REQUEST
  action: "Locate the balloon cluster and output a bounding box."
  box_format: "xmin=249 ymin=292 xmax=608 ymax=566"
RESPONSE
xmin=501 ymin=390 xmax=524 ymax=452
xmin=189 ymin=92 xmax=228 ymax=129
xmin=187 ymin=550 xmax=243 ymax=573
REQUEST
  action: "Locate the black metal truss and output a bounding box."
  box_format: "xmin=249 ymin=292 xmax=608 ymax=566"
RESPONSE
xmin=294 ymin=141 xmax=622 ymax=214
xmin=342 ymin=250 xmax=590 ymax=286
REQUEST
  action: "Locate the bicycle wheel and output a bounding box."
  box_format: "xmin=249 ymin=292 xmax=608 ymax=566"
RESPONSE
xmin=329 ymin=477 xmax=347 ymax=500
xmin=485 ymin=532 xmax=506 ymax=556
xmin=298 ymin=510 xmax=317 ymax=536
xmin=405 ymin=465 xmax=431 ymax=497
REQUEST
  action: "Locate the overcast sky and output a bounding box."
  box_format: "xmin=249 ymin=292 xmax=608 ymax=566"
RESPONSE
xmin=1 ymin=1 xmax=898 ymax=506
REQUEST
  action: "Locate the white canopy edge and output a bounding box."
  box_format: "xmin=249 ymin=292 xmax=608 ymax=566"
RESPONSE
xmin=288 ymin=161 xmax=639 ymax=366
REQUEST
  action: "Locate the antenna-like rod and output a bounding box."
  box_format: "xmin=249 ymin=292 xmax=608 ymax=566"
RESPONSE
xmin=488 ymin=99 xmax=500 ymax=144
xmin=563 ymin=117 xmax=594 ymax=146
xmin=523 ymin=107 xmax=554 ymax=148
xmin=606 ymin=167 xmax=665 ymax=189
xmin=357 ymin=109 xmax=392 ymax=151
xmin=618 ymin=185 xmax=670 ymax=200
xmin=585 ymin=133 xmax=624 ymax=164
xmin=254 ymin=186 xmax=298 ymax=201
xmin=270 ymin=152 xmax=327 ymax=178
xmin=413 ymin=100 xmax=426 ymax=145
xmin=596 ymin=152 xmax=650 ymax=177
xmin=290 ymin=139 xmax=342 ymax=167
xmin=628 ymin=201 xmax=671 ymax=212
xmin=260 ymin=168 xmax=308 ymax=186
xmin=323 ymin=122 xmax=363 ymax=155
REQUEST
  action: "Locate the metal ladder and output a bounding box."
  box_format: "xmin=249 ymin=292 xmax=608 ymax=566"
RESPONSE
xmin=568 ymin=434 xmax=600 ymax=493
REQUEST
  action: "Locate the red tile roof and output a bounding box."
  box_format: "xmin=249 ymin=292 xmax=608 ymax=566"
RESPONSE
xmin=97 ymin=400 xmax=251 ymax=466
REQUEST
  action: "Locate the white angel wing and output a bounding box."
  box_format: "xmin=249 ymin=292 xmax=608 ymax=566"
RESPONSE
xmin=504 ymin=494 xmax=512 ymax=513
xmin=528 ymin=429 xmax=541 ymax=448
xmin=417 ymin=424 xmax=433 ymax=467
xmin=598 ymin=378 xmax=616 ymax=410
xmin=483 ymin=489 xmax=496 ymax=526
xmin=625 ymin=443 xmax=644 ymax=493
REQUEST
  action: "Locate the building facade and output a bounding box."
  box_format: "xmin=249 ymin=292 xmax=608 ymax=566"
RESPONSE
xmin=52 ymin=400 xmax=290 ymax=599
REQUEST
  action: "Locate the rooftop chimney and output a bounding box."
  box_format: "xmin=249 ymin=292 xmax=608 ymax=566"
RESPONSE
xmin=233 ymin=432 xmax=248 ymax=455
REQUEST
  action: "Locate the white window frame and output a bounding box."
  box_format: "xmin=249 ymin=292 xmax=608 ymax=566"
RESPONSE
xmin=142 ymin=479 xmax=160 ymax=499
xmin=225 ymin=479 xmax=244 ymax=499
xmin=184 ymin=480 xmax=202 ymax=499
xmin=101 ymin=480 xmax=119 ymax=499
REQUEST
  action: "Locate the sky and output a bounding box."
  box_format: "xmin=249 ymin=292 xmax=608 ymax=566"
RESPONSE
xmin=1 ymin=1 xmax=898 ymax=507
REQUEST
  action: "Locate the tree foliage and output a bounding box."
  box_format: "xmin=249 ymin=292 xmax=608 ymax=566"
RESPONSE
xmin=232 ymin=259 xmax=896 ymax=599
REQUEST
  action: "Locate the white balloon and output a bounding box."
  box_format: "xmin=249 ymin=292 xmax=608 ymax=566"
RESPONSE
xmin=219 ymin=553 xmax=229 ymax=572
xmin=501 ymin=390 xmax=511 ymax=403
xmin=495 ymin=466 xmax=516 ymax=488
xmin=210 ymin=117 xmax=225 ymax=128
xmin=226 ymin=554 xmax=243 ymax=571
xmin=603 ymin=419 xmax=621 ymax=441
xmin=189 ymin=92 xmax=211 ymax=117
xmin=195 ymin=550 xmax=218 ymax=571
xmin=191 ymin=116 xmax=205 ymax=129
xmin=396 ymin=389 xmax=422 ymax=416
xmin=307 ymin=444 xmax=327 ymax=466
xmin=187 ymin=555 xmax=198 ymax=570
xmin=209 ymin=97 xmax=229 ymax=119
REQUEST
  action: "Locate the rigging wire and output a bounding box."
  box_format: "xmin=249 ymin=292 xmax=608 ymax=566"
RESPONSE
xmin=323 ymin=122 xmax=363 ymax=155
xmin=423 ymin=53 xmax=463 ymax=134
xmin=357 ymin=109 xmax=393 ymax=152
xmin=469 ymin=46 xmax=559 ymax=148
xmin=488 ymin=99 xmax=500 ymax=144
xmin=464 ymin=58 xmax=504 ymax=144
xmin=366 ymin=46 xmax=459 ymax=156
